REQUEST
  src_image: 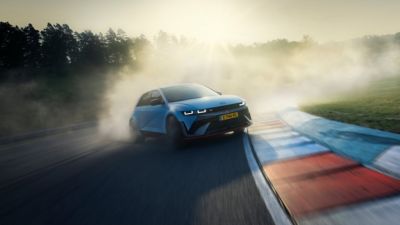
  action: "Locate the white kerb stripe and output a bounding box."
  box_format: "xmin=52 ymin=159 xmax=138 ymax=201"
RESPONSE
xmin=373 ymin=145 xmax=400 ymax=178
xmin=243 ymin=132 xmax=293 ymax=225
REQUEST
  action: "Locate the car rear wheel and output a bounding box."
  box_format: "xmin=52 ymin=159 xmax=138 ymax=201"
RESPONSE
xmin=166 ymin=116 xmax=184 ymax=147
xmin=130 ymin=120 xmax=145 ymax=143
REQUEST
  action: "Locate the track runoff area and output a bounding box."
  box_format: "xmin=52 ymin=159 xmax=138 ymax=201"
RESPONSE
xmin=244 ymin=112 xmax=400 ymax=225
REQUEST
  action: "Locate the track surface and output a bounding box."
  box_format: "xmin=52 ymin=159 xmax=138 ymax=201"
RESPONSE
xmin=0 ymin=128 xmax=274 ymax=225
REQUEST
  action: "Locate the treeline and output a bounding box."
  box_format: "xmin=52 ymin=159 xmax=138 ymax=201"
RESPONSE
xmin=0 ymin=22 xmax=138 ymax=81
xmin=3 ymin=21 xmax=400 ymax=77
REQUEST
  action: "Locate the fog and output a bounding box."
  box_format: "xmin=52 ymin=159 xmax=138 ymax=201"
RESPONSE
xmin=98 ymin=34 xmax=400 ymax=140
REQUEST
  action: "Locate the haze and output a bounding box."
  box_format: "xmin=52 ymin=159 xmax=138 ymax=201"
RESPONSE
xmin=2 ymin=0 xmax=400 ymax=43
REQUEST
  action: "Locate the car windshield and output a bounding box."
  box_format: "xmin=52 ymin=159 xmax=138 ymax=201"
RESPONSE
xmin=161 ymin=84 xmax=219 ymax=103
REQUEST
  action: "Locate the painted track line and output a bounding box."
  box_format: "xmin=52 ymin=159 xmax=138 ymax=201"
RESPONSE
xmin=243 ymin=131 xmax=293 ymax=225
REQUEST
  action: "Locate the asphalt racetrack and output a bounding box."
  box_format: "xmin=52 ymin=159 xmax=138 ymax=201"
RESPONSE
xmin=0 ymin=128 xmax=274 ymax=225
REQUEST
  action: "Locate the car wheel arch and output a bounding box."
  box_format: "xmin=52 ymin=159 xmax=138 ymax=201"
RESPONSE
xmin=164 ymin=113 xmax=177 ymax=132
xmin=165 ymin=113 xmax=188 ymax=135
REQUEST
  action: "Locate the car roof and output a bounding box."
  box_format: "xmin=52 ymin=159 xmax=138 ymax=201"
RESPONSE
xmin=159 ymin=83 xmax=204 ymax=89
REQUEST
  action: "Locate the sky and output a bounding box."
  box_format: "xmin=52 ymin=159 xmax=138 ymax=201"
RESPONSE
xmin=1 ymin=0 xmax=400 ymax=43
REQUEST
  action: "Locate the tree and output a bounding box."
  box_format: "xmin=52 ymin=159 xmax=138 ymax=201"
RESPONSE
xmin=0 ymin=22 xmax=25 ymax=69
xmin=76 ymin=31 xmax=107 ymax=65
xmin=131 ymin=34 xmax=151 ymax=66
xmin=362 ymin=35 xmax=389 ymax=58
xmin=41 ymin=23 xmax=78 ymax=67
xmin=155 ymin=30 xmax=173 ymax=50
xmin=22 ymin=24 xmax=41 ymax=68
xmin=105 ymin=28 xmax=132 ymax=65
xmin=300 ymin=35 xmax=316 ymax=48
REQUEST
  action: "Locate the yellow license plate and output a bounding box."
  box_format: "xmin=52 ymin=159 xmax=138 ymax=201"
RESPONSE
xmin=220 ymin=112 xmax=239 ymax=121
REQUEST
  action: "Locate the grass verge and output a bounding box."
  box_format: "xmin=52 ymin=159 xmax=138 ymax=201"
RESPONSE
xmin=301 ymin=76 xmax=400 ymax=134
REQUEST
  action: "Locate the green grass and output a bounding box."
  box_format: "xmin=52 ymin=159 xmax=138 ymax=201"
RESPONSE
xmin=301 ymin=76 xmax=400 ymax=134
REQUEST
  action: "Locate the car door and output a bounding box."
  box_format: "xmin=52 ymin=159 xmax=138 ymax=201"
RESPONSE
xmin=146 ymin=90 xmax=168 ymax=133
xmin=133 ymin=91 xmax=152 ymax=130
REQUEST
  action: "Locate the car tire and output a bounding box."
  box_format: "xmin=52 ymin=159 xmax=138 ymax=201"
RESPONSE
xmin=130 ymin=120 xmax=145 ymax=143
xmin=166 ymin=116 xmax=184 ymax=147
xmin=234 ymin=128 xmax=245 ymax=135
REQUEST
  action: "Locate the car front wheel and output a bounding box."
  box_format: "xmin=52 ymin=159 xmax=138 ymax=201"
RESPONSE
xmin=166 ymin=116 xmax=184 ymax=146
xmin=235 ymin=128 xmax=245 ymax=135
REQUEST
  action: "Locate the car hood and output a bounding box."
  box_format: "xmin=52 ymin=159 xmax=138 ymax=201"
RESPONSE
xmin=169 ymin=95 xmax=243 ymax=110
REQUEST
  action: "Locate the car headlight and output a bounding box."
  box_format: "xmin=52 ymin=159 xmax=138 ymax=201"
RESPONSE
xmin=239 ymin=101 xmax=246 ymax=106
xmin=182 ymin=109 xmax=207 ymax=116
xmin=197 ymin=109 xmax=207 ymax=114
xmin=183 ymin=110 xmax=194 ymax=116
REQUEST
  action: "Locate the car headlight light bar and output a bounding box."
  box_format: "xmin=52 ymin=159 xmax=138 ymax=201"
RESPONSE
xmin=183 ymin=109 xmax=207 ymax=116
xmin=183 ymin=110 xmax=194 ymax=116
xmin=197 ymin=109 xmax=207 ymax=114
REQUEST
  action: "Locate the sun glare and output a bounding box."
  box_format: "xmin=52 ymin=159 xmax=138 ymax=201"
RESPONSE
xmin=196 ymin=18 xmax=232 ymax=43
xmin=162 ymin=1 xmax=241 ymax=44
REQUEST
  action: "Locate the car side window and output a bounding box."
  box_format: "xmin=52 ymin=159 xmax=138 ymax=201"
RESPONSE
xmin=150 ymin=90 xmax=164 ymax=105
xmin=137 ymin=92 xmax=151 ymax=106
xmin=151 ymin=90 xmax=161 ymax=98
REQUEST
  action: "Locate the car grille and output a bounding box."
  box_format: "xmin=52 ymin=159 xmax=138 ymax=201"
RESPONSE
xmin=207 ymin=103 xmax=241 ymax=113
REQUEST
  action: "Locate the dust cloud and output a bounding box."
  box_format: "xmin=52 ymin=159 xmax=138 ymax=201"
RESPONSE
xmin=98 ymin=35 xmax=400 ymax=140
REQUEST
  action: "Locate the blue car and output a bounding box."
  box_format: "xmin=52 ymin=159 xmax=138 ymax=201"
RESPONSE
xmin=129 ymin=83 xmax=252 ymax=144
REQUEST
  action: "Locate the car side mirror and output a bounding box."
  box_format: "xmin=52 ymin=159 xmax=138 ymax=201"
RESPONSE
xmin=150 ymin=97 xmax=163 ymax=106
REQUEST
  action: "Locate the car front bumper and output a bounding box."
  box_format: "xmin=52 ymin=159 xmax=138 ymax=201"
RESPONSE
xmin=181 ymin=106 xmax=252 ymax=138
